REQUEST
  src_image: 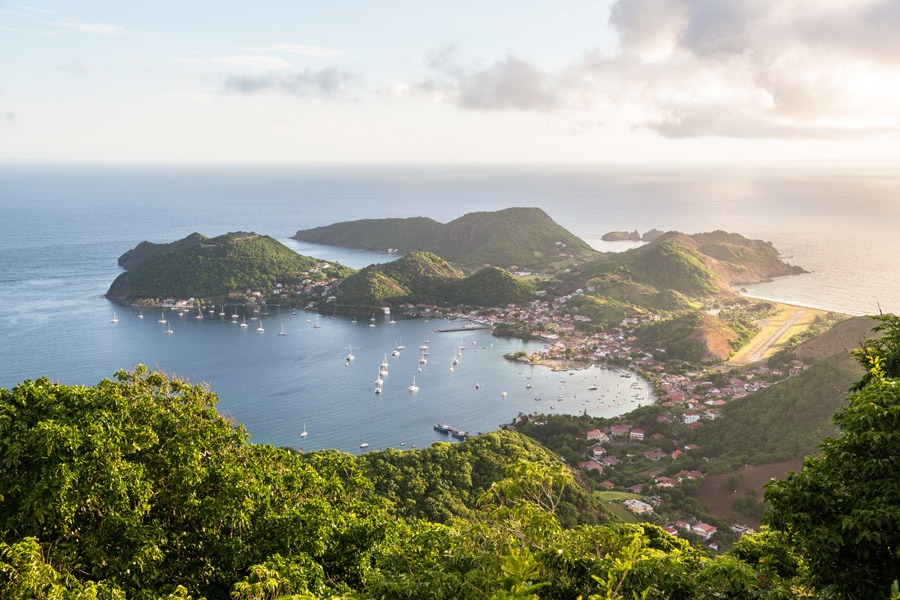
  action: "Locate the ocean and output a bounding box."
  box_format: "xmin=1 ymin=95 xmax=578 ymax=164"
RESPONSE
xmin=1 ymin=163 xmax=896 ymax=451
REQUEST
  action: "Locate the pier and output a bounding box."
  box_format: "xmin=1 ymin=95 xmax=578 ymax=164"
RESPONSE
xmin=433 ymin=325 xmax=492 ymax=333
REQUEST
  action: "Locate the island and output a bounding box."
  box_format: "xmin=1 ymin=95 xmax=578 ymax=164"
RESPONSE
xmin=292 ymin=206 xmax=597 ymax=269
xmin=106 ymin=231 xmax=354 ymax=306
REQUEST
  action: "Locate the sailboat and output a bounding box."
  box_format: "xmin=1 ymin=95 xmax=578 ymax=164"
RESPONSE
xmin=278 ymin=323 xmax=287 ymax=336
xmin=110 ymin=312 xmax=118 ymax=323
xmin=164 ymin=322 xmax=173 ymax=334
xmin=395 ymin=339 xmax=405 ymax=351
xmin=257 ymin=319 xmax=265 ymax=333
xmin=218 ymin=305 xmax=225 ymax=316
xmin=346 ymin=344 xmax=355 ymax=362
xmin=408 ymin=376 xmax=419 ymax=393
xmin=194 ymin=308 xmax=203 ymax=319
xmin=369 ymin=313 xmax=376 ymax=327
xmin=300 ymin=422 xmax=308 ymax=438
xmin=159 ymin=312 xmax=167 ymax=324
xmin=231 ymin=309 xmax=239 ymax=319
xmin=381 ymin=354 xmax=389 ymax=369
xmin=351 ymin=315 xmax=357 ymax=323
xmin=332 ymin=308 xmax=337 ymax=320
xmin=313 ymin=316 xmax=322 ymax=328
xmin=138 ymin=310 xmax=143 ymax=319
xmin=240 ymin=316 xmax=248 ymax=328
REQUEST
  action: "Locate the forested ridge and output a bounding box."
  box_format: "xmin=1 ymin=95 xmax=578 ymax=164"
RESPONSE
xmin=2 ymin=316 xmax=900 ymax=599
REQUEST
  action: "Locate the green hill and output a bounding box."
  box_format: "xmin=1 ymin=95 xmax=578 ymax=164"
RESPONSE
xmin=293 ymin=207 xmax=595 ymax=269
xmin=693 ymin=352 xmax=861 ymax=468
xmin=107 ymin=232 xmax=342 ymax=303
xmin=358 ymin=430 xmax=609 ymax=527
xmin=336 ymin=252 xmax=533 ymax=309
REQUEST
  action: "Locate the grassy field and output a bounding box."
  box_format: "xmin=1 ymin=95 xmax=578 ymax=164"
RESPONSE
xmin=728 ymin=302 xmax=828 ymax=366
xmin=594 ymin=491 xmax=644 ymax=524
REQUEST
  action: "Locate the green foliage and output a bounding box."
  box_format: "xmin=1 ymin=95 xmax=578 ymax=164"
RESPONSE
xmin=357 ymin=431 xmax=607 ymax=527
xmin=633 ymin=313 xmax=709 ymax=363
xmin=0 ymin=367 xmax=812 ymax=600
xmin=292 ymin=216 xmax=443 ymax=254
xmin=850 ymin=313 xmax=900 ymax=392
xmin=108 ymin=232 xmax=344 ymax=302
xmin=766 ymin=368 xmax=900 ymax=599
xmin=337 ymin=252 xmax=533 ymax=308
xmin=294 ymin=207 xmax=594 ymax=269
xmin=0 ymin=366 xmax=388 ymax=599
xmin=693 ymin=353 xmax=862 ymax=467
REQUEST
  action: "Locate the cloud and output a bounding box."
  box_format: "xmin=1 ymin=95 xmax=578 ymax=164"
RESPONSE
xmin=404 ymin=46 xmax=562 ymax=112
xmin=418 ymin=0 xmax=900 ymax=140
xmin=50 ymin=19 xmax=145 ymax=36
xmin=211 ymin=55 xmax=291 ymax=70
xmin=244 ymin=43 xmax=343 ymax=58
xmin=223 ymin=67 xmax=357 ymax=97
xmin=5 ymin=113 xmax=15 ymax=122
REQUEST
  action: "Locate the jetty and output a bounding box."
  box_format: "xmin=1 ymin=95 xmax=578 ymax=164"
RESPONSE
xmin=433 ymin=423 xmax=472 ymax=440
xmin=433 ymin=325 xmax=492 ymax=333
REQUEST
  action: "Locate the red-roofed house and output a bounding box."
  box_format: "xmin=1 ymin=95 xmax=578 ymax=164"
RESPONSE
xmin=610 ymin=424 xmax=631 ymax=437
xmin=683 ymin=412 xmax=700 ymax=424
xmin=586 ymin=429 xmax=609 ymax=442
xmin=630 ymin=428 xmax=645 ymax=441
xmin=662 ymin=526 xmax=679 ymax=536
xmin=693 ymin=522 xmax=717 ymax=540
xmin=577 ymin=461 xmax=603 ymax=473
xmin=655 ymin=476 xmax=679 ymax=488
xmin=671 ymin=449 xmax=683 ymax=460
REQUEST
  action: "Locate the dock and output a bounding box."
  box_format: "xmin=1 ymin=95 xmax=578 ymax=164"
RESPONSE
xmin=433 ymin=423 xmax=472 ymax=440
xmin=433 ymin=325 xmax=492 ymax=333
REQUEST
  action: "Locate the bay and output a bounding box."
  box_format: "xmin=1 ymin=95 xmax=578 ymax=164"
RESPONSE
xmin=0 ymin=163 xmax=896 ymax=451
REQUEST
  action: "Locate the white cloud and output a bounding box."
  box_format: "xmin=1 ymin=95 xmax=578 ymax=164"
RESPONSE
xmin=416 ymin=0 xmax=900 ymax=140
xmin=211 ymin=55 xmax=292 ymax=70
xmin=244 ymin=43 xmax=343 ymax=58
xmin=223 ymin=67 xmax=357 ymax=97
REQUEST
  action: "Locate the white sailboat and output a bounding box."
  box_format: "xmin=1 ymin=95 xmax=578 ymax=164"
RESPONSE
xmin=381 ymin=354 xmax=389 ymax=369
xmin=278 ymin=323 xmax=287 ymax=336
xmin=257 ymin=320 xmax=265 ymax=332
xmin=240 ymin=316 xmax=248 ymax=328
xmin=195 ymin=308 xmax=203 ymax=319
xmin=138 ymin=310 xmax=143 ymax=319
xmin=408 ymin=376 xmax=419 ymax=393
xmin=300 ymin=422 xmax=308 ymax=438
xmin=164 ymin=322 xmax=173 ymax=334
xmin=159 ymin=312 xmax=167 ymax=323
xmin=231 ymin=309 xmax=239 ymax=319
xmin=218 ymin=305 xmax=225 ymax=316
xmin=346 ymin=344 xmax=354 ymax=362
xmin=110 ymin=312 xmax=118 ymax=323
xmin=313 ymin=316 xmax=322 ymax=328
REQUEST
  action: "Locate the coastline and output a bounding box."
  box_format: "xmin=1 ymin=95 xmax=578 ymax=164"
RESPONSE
xmin=739 ymin=292 xmax=861 ymax=317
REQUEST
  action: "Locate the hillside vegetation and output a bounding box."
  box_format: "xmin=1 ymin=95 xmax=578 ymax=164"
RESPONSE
xmin=107 ymin=232 xmax=350 ymax=303
xmin=1 ymin=365 xmax=816 ymax=599
xmin=294 ymin=207 xmax=595 ymax=269
xmin=336 ymin=252 xmax=533 ymax=309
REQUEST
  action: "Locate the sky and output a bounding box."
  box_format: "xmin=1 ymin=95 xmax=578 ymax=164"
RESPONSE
xmin=2 ymin=0 xmax=900 ymax=164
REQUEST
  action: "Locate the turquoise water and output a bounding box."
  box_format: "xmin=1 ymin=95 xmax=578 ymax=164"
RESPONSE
xmin=0 ymin=163 xmax=896 ymax=450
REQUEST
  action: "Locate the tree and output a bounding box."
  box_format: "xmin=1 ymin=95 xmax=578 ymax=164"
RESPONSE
xmin=0 ymin=366 xmax=388 ymax=599
xmin=765 ymin=354 xmax=900 ymax=598
xmin=851 ymin=313 xmax=900 ymax=391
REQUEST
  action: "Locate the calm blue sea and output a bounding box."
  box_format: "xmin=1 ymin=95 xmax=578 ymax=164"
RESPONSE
xmin=1 ymin=163 xmax=897 ymax=451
